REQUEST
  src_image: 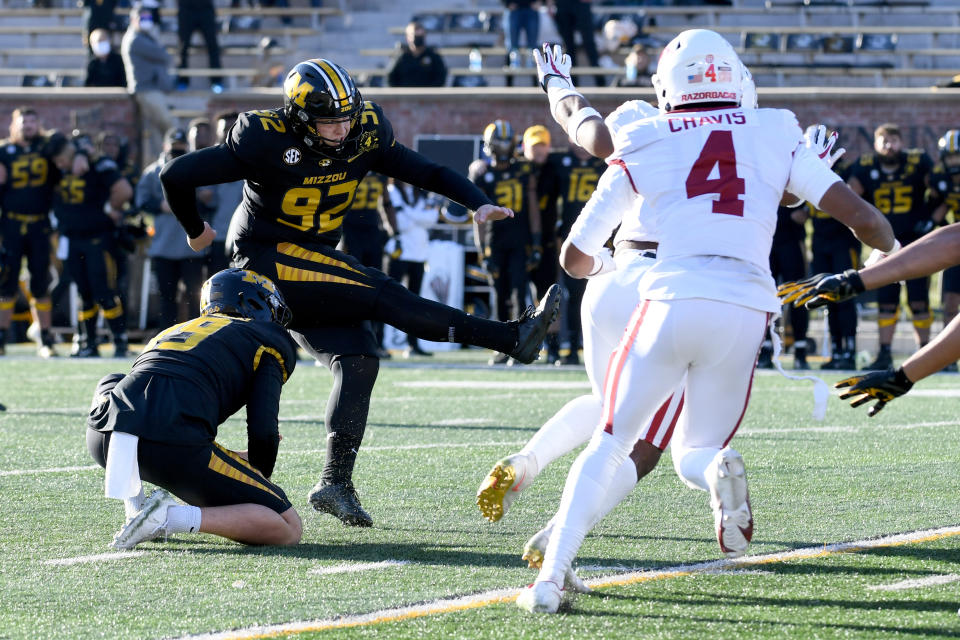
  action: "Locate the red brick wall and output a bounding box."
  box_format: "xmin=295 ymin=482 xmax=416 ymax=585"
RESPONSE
xmin=2 ymin=87 xmax=959 ymax=163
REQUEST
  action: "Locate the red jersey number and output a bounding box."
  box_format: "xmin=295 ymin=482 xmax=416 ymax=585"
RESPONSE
xmin=685 ymin=130 xmax=745 ymax=216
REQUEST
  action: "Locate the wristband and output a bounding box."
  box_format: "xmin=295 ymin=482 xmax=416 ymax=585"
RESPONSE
xmin=585 ymin=250 xmax=616 ymax=278
xmin=547 ymin=86 xmax=583 ymax=120
xmin=567 ymin=107 xmax=602 ymax=148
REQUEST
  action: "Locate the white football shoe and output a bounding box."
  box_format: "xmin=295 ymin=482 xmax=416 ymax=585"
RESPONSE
xmin=110 ymin=489 xmax=178 ymax=550
xmin=706 ymin=448 xmax=753 ymax=558
xmin=516 ymin=580 xmax=563 ymax=614
xmin=476 ymin=453 xmax=536 ymax=523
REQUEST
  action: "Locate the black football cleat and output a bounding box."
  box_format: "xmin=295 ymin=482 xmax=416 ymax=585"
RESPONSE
xmin=308 ymin=481 xmax=373 ymax=527
xmin=509 ymin=284 xmax=561 ymax=364
xmin=863 ymin=351 xmax=893 ymax=371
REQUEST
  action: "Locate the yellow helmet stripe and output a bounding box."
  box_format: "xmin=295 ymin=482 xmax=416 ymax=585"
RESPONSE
xmin=313 ymin=58 xmax=348 ymax=100
xmin=302 ymin=59 xmax=341 ymax=101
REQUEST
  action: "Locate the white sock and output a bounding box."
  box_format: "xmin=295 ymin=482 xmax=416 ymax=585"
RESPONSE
xmin=123 ymin=488 xmax=145 ymax=519
xmin=540 ymin=432 xmax=629 ymax=585
xmin=591 ymin=457 xmax=639 ymax=528
xmin=520 ymin=394 xmax=601 ymax=475
xmin=673 ymin=446 xmax=720 ymax=492
xmin=165 ymin=505 xmax=202 ymax=534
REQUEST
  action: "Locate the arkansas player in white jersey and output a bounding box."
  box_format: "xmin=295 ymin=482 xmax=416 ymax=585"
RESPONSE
xmin=475 ymin=102 xmax=686 ymax=591
xmin=517 ymin=29 xmax=896 ymax=614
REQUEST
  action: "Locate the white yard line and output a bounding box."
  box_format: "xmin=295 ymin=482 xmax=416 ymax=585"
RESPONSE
xmin=395 ymin=380 xmax=592 ymax=389
xmin=45 ymin=551 xmax=146 ymax=566
xmin=308 ymin=560 xmax=410 ymax=576
xmin=0 ymin=464 xmax=99 ymax=476
xmin=177 ymin=525 xmax=960 ymax=640
xmin=868 ymin=573 xmax=960 ymax=591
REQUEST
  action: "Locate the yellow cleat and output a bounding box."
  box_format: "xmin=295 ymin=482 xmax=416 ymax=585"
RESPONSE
xmin=476 ymin=458 xmax=517 ymax=523
xmin=521 ymin=523 xmax=552 ymax=568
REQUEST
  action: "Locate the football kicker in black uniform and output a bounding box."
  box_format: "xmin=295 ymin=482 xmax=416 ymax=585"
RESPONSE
xmin=160 ymin=58 xmax=560 ymax=527
xmin=87 ymin=268 xmax=302 ymax=549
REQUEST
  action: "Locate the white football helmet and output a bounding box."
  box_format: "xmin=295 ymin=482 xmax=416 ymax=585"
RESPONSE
xmin=740 ymin=62 xmax=757 ymax=109
xmin=652 ymin=29 xmax=744 ymax=112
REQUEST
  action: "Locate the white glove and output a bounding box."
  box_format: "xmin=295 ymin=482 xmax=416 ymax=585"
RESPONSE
xmin=863 ymin=238 xmax=901 ymax=268
xmin=585 ymin=248 xmax=616 ymax=279
xmin=804 ymin=124 xmax=846 ymax=169
xmin=533 ymin=43 xmax=573 ymax=92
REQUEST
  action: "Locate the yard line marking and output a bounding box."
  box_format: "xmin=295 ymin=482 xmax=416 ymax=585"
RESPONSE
xmin=0 ymin=464 xmax=99 ymax=476
xmin=395 ymin=380 xmax=592 ymax=390
xmin=868 ymin=574 xmax=960 ymax=591
xmin=308 ymin=560 xmax=410 ymax=576
xmin=45 ymin=551 xmax=146 ymax=566
xmin=177 ymin=524 xmax=960 ymax=640
xmin=286 ymin=442 xmax=524 ymax=456
xmin=431 ymin=418 xmax=493 ymax=426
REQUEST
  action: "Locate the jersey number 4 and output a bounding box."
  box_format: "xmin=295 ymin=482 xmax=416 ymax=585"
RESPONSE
xmin=685 ymin=130 xmax=745 ymax=216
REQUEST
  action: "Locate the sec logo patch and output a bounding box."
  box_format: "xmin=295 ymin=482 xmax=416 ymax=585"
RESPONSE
xmin=283 ymin=148 xmax=302 ymax=165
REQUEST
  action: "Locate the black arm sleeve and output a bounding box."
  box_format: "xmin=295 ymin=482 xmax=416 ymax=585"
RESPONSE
xmin=159 ymin=144 xmax=248 ymax=239
xmin=244 ymin=357 xmax=284 ymax=478
xmin=373 ymin=143 xmax=494 ymax=212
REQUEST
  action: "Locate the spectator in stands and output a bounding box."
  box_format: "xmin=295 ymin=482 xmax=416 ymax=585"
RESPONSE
xmin=252 ymin=37 xmax=286 ymax=88
xmin=209 ymin=112 xmax=240 ymax=275
xmin=502 ymin=1 xmax=541 ymax=67
xmin=138 ymin=129 xmax=208 ymax=330
xmin=383 ymin=179 xmax=438 ymax=358
xmin=85 ymin=28 xmax=127 ymax=88
xmin=547 ymin=0 xmax=605 ymax=87
xmin=176 ymin=0 xmax=224 ymax=93
xmin=387 ymin=20 xmax=448 ymax=88
xmin=121 ymin=4 xmax=175 ymax=168
xmin=80 ymin=0 xmax=118 ymax=50
xmin=187 ymin=117 xmax=218 ymax=265
xmin=612 ymin=44 xmax=652 ymax=87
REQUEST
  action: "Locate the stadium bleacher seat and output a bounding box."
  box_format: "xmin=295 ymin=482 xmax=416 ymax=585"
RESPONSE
xmin=448 ymin=12 xmax=484 ymax=32
xmin=858 ymin=33 xmax=897 ymax=52
xmin=786 ymin=33 xmax=822 ymax=53
xmin=412 ymin=13 xmax=445 ymax=32
xmin=823 ymin=34 xmax=856 ymax=54
xmin=743 ymin=32 xmax=781 ymax=52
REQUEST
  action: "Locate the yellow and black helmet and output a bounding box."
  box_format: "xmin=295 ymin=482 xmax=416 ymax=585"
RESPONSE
xmin=283 ymin=58 xmax=364 ymax=156
xmin=201 ymin=268 xmax=292 ymax=327
xmin=483 ymin=119 xmax=515 ymax=163
xmin=939 ymin=129 xmax=960 ymax=158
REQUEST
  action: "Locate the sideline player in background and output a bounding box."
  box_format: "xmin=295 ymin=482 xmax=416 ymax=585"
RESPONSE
xmin=470 ymin=120 xmax=543 ymax=366
xmin=927 ymin=129 xmax=960 ymax=371
xmin=47 ymin=132 xmax=133 ymax=357
xmin=87 ymin=268 xmax=302 ymax=549
xmin=0 ymin=108 xmax=65 ymax=356
xmin=517 ymin=33 xmax=895 ymax=613
xmin=780 ymin=222 xmax=960 ymax=414
xmin=341 ymin=171 xmax=392 ymax=358
xmin=847 ymin=123 xmax=932 ymax=370
xmin=160 ymin=59 xmax=560 ymax=528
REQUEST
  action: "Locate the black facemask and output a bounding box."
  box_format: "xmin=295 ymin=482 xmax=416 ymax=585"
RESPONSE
xmin=412 ymin=35 xmax=426 ymax=48
xmin=167 ymin=148 xmax=186 ymax=160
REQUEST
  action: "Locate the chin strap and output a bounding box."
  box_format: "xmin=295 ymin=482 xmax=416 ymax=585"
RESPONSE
xmin=768 ymin=314 xmax=829 ymax=421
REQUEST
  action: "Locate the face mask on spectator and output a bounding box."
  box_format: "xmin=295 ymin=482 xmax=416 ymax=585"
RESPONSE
xmin=412 ymin=35 xmax=425 ymax=48
xmin=92 ymin=41 xmax=111 ymax=56
xmin=139 ymin=15 xmax=155 ymax=31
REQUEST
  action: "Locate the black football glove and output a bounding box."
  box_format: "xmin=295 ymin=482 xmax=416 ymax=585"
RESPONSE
xmin=778 ymin=269 xmax=865 ymax=309
xmin=387 ymin=238 xmax=403 ymax=260
xmin=835 ymin=367 xmax=914 ymax=417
